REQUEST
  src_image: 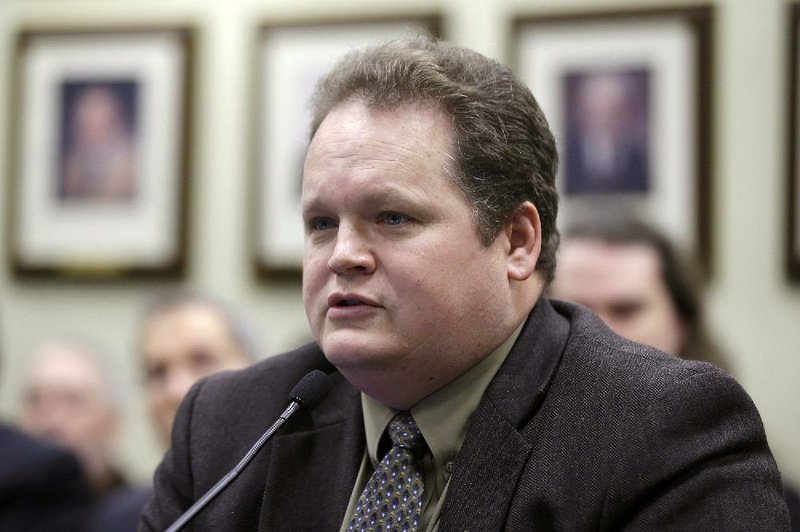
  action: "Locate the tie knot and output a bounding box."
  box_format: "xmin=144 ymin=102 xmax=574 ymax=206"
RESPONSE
xmin=387 ymin=412 xmax=425 ymax=451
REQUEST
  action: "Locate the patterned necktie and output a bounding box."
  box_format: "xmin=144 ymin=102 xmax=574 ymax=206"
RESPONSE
xmin=348 ymin=411 xmax=427 ymax=532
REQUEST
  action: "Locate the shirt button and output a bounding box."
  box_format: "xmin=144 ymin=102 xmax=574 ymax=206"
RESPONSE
xmin=445 ymin=461 xmax=455 ymax=474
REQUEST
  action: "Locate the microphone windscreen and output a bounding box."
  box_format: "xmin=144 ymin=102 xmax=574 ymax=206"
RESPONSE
xmin=289 ymin=370 xmax=333 ymax=409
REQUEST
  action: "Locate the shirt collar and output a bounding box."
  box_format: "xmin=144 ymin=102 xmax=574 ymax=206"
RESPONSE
xmin=361 ymin=322 xmax=524 ymax=471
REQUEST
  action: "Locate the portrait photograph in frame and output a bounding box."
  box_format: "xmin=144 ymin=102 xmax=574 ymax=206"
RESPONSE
xmin=252 ymin=14 xmax=441 ymax=278
xmin=787 ymin=3 xmax=800 ymax=281
xmin=512 ymin=7 xmax=714 ymax=274
xmin=8 ymin=27 xmax=193 ymax=279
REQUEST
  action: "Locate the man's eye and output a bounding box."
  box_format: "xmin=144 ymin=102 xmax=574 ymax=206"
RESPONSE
xmin=609 ymin=301 xmax=644 ymax=321
xmin=379 ymin=212 xmax=408 ymax=226
xmin=309 ymin=217 xmax=337 ymax=231
xmin=146 ymin=364 xmax=167 ymax=387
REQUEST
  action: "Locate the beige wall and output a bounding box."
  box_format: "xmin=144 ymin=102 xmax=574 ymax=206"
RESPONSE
xmin=0 ymin=0 xmax=798 ymax=487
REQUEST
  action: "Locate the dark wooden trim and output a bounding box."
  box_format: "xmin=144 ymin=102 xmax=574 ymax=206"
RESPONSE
xmin=787 ymin=4 xmax=800 ymax=281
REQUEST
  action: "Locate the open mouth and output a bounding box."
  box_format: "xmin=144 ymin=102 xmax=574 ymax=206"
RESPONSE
xmin=328 ymin=293 xmax=379 ymax=310
xmin=336 ymin=300 xmax=363 ymax=307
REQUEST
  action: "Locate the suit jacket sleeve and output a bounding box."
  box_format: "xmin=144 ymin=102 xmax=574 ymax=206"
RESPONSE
xmin=609 ymin=366 xmax=788 ymax=530
xmin=445 ymin=301 xmax=789 ymax=530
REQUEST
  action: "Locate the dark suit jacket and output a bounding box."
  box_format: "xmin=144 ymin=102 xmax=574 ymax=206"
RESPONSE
xmin=141 ymin=299 xmax=789 ymax=530
xmin=91 ymin=485 xmax=152 ymax=532
xmin=0 ymin=424 xmax=92 ymax=532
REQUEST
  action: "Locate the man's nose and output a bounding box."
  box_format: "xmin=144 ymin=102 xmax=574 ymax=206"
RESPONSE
xmin=164 ymin=369 xmax=197 ymax=406
xmin=327 ymin=223 xmax=376 ymax=275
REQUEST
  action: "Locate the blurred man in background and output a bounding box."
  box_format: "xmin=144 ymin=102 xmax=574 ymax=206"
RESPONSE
xmin=138 ymin=291 xmax=259 ymax=445
xmin=21 ymin=338 xmax=124 ymax=494
xmin=549 ymin=216 xmax=728 ymax=370
xmin=19 ymin=337 xmax=147 ymax=531
xmin=2 ymin=331 xmax=91 ymax=531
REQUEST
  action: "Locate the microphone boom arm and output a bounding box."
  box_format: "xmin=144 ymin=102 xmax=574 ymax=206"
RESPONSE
xmin=164 ymin=401 xmax=301 ymax=532
xmin=163 ymin=369 xmax=332 ymax=532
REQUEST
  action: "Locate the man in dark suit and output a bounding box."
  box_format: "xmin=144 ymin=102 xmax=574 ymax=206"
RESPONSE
xmin=0 ymin=423 xmax=92 ymax=531
xmin=142 ymin=36 xmax=789 ymax=530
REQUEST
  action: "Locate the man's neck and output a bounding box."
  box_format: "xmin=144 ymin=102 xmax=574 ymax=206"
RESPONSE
xmin=340 ymin=317 xmax=532 ymax=409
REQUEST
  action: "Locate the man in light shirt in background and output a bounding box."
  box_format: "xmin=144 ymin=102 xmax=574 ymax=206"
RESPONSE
xmin=138 ymin=290 xmax=259 ymax=446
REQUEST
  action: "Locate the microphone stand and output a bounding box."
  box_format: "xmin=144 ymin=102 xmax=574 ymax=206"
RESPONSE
xmin=164 ymin=401 xmax=301 ymax=532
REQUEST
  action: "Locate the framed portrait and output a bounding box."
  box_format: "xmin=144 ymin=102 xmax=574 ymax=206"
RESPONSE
xmin=512 ymin=7 xmax=714 ymax=273
xmin=253 ymin=14 xmax=441 ymax=278
xmin=787 ymin=4 xmax=800 ymax=280
xmin=8 ymin=27 xmax=193 ymax=279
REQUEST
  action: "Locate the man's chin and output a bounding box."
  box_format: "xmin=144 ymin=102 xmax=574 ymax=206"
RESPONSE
xmin=323 ymin=348 xmax=373 ymax=369
xmin=320 ymin=337 xmax=390 ymax=371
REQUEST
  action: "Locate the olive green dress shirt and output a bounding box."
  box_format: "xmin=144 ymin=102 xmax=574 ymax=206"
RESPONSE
xmin=340 ymin=324 xmax=523 ymax=532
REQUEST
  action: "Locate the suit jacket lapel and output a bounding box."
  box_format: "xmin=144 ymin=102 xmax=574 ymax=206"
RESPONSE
xmin=257 ymin=372 xmax=364 ymax=531
xmin=439 ymin=299 xmax=570 ymax=530
xmin=439 ymin=403 xmax=533 ymax=530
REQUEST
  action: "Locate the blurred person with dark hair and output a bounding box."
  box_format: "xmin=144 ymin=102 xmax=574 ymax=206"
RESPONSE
xmin=142 ymin=36 xmax=788 ymax=530
xmin=20 ymin=338 xmax=150 ymax=531
xmin=138 ymin=290 xmax=259 ymax=446
xmin=550 ymin=215 xmax=728 ymax=370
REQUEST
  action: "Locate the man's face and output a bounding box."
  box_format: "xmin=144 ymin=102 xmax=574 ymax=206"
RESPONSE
xmin=550 ymin=238 xmax=686 ymax=355
xmin=141 ymin=304 xmax=251 ymax=443
xmin=302 ymin=100 xmax=514 ymax=400
xmin=21 ymin=345 xmax=117 ymax=463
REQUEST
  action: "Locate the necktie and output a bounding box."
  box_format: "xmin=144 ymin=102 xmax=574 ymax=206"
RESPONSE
xmin=348 ymin=411 xmax=427 ymax=532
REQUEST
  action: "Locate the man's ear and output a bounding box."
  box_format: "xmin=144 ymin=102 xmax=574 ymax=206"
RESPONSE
xmin=505 ymin=201 xmax=542 ymax=281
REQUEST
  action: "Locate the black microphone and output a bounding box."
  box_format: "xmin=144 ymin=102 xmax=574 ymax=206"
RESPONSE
xmin=165 ymin=370 xmax=333 ymax=532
